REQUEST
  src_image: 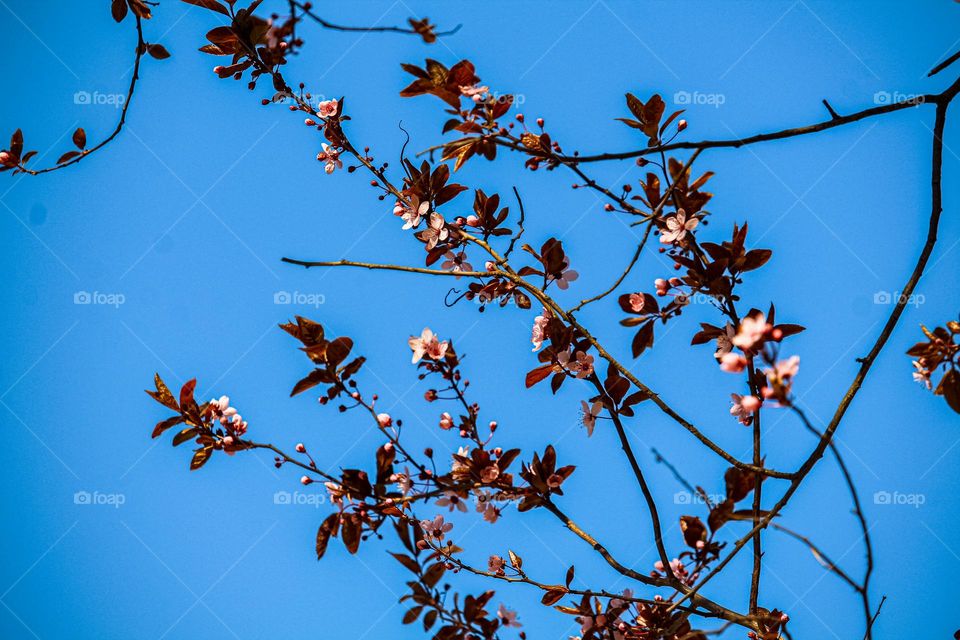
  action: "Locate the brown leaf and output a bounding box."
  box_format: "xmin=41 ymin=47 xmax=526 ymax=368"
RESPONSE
xmin=937 ymin=369 xmax=960 ymax=413
xmin=290 ymin=369 xmax=326 ymax=397
xmin=172 ymin=427 xmax=199 ymax=447
xmin=181 ymin=0 xmax=231 ymax=15
xmin=402 ymin=606 xmax=423 ymax=624
xmin=190 ymin=446 xmax=212 ymax=471
xmin=146 ymin=373 xmax=180 ymax=411
xmin=151 ymin=415 xmax=184 ymax=438
xmin=525 ymin=365 xmax=553 ymax=388
xmin=72 ymin=128 xmax=86 ymax=150
xmin=111 ymin=0 xmax=128 ymax=22
xmin=147 ymin=43 xmax=171 ymax=59
xmin=56 ymin=151 xmax=81 ymax=165
xmin=316 ymin=513 xmax=339 ymax=559
xmin=541 ymin=588 xmax=566 ymax=606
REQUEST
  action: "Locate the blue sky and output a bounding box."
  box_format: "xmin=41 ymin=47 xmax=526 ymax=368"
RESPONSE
xmin=1 ymin=1 xmax=959 ymax=638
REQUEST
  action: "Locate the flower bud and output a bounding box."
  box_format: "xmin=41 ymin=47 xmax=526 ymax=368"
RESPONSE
xmin=377 ymin=413 xmax=392 ymax=427
xmin=295 ymin=443 xmax=306 ymax=453
xmin=300 ymin=475 xmax=313 ymax=485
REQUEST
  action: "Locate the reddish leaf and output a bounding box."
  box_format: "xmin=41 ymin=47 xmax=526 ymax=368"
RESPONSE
xmin=181 ymin=0 xmax=231 ymax=15
xmin=525 ymin=365 xmax=553 ymax=388
xmin=190 ymin=446 xmax=212 ymax=471
xmin=57 ymin=151 xmax=80 ymax=165
xmin=316 ymin=513 xmax=339 ymax=559
xmin=147 ymin=44 xmax=171 ymax=59
xmin=72 ymin=128 xmax=86 ymax=150
xmin=111 ymin=0 xmax=128 ymax=22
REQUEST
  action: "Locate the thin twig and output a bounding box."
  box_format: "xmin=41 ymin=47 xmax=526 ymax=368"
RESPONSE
xmin=291 ymin=0 xmax=461 ymax=37
xmin=17 ymin=15 xmax=146 ymax=175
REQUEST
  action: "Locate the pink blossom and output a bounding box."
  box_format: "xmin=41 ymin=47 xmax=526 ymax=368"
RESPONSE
xmin=719 ymin=352 xmax=748 ymax=373
xmin=420 ymin=515 xmax=453 ymax=540
xmin=317 ymin=99 xmax=338 ymax=118
xmin=408 ymin=328 xmax=449 ymax=363
xmin=377 ymin=413 xmax=392 ymax=427
xmin=421 ymin=212 xmax=449 ymax=250
xmin=439 ymin=412 xmax=454 ymax=430
xmin=653 ymin=558 xmax=697 ymax=587
xmin=715 ymin=322 xmax=736 ymax=358
xmin=441 ymin=250 xmax=473 ymax=276
xmin=480 ymin=502 xmax=501 ymax=523
xmin=655 ymin=278 xmax=670 ymax=296
xmin=497 ymin=604 xmax=521 ymax=628
xmin=659 ymin=208 xmax=699 ymax=245
xmin=549 ymin=259 xmax=579 ymax=290
xmin=393 ymin=195 xmax=430 ymax=230
xmin=459 ymin=84 xmax=490 ymax=102
xmin=316 ymin=143 xmax=342 ymax=174
xmin=773 ymin=355 xmax=800 ymax=379
xmin=580 ymin=400 xmax=602 ymax=437
xmin=531 ymin=307 xmax=552 ymax=351
xmin=325 ymin=482 xmax=345 ymax=505
xmin=627 ymin=293 xmax=645 ymax=313
xmin=390 ymin=467 xmax=413 ymax=495
xmin=436 ymin=491 xmax=468 ymax=513
xmin=558 ymin=350 xmax=594 ymax=379
xmin=209 ymin=395 xmax=248 ymax=436
xmin=488 ymin=555 xmax=506 ymax=574
xmin=480 ymin=464 xmax=500 ymax=483
xmin=732 ymin=313 xmax=772 ymax=350
xmin=729 ymin=394 xmax=759 ymax=426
